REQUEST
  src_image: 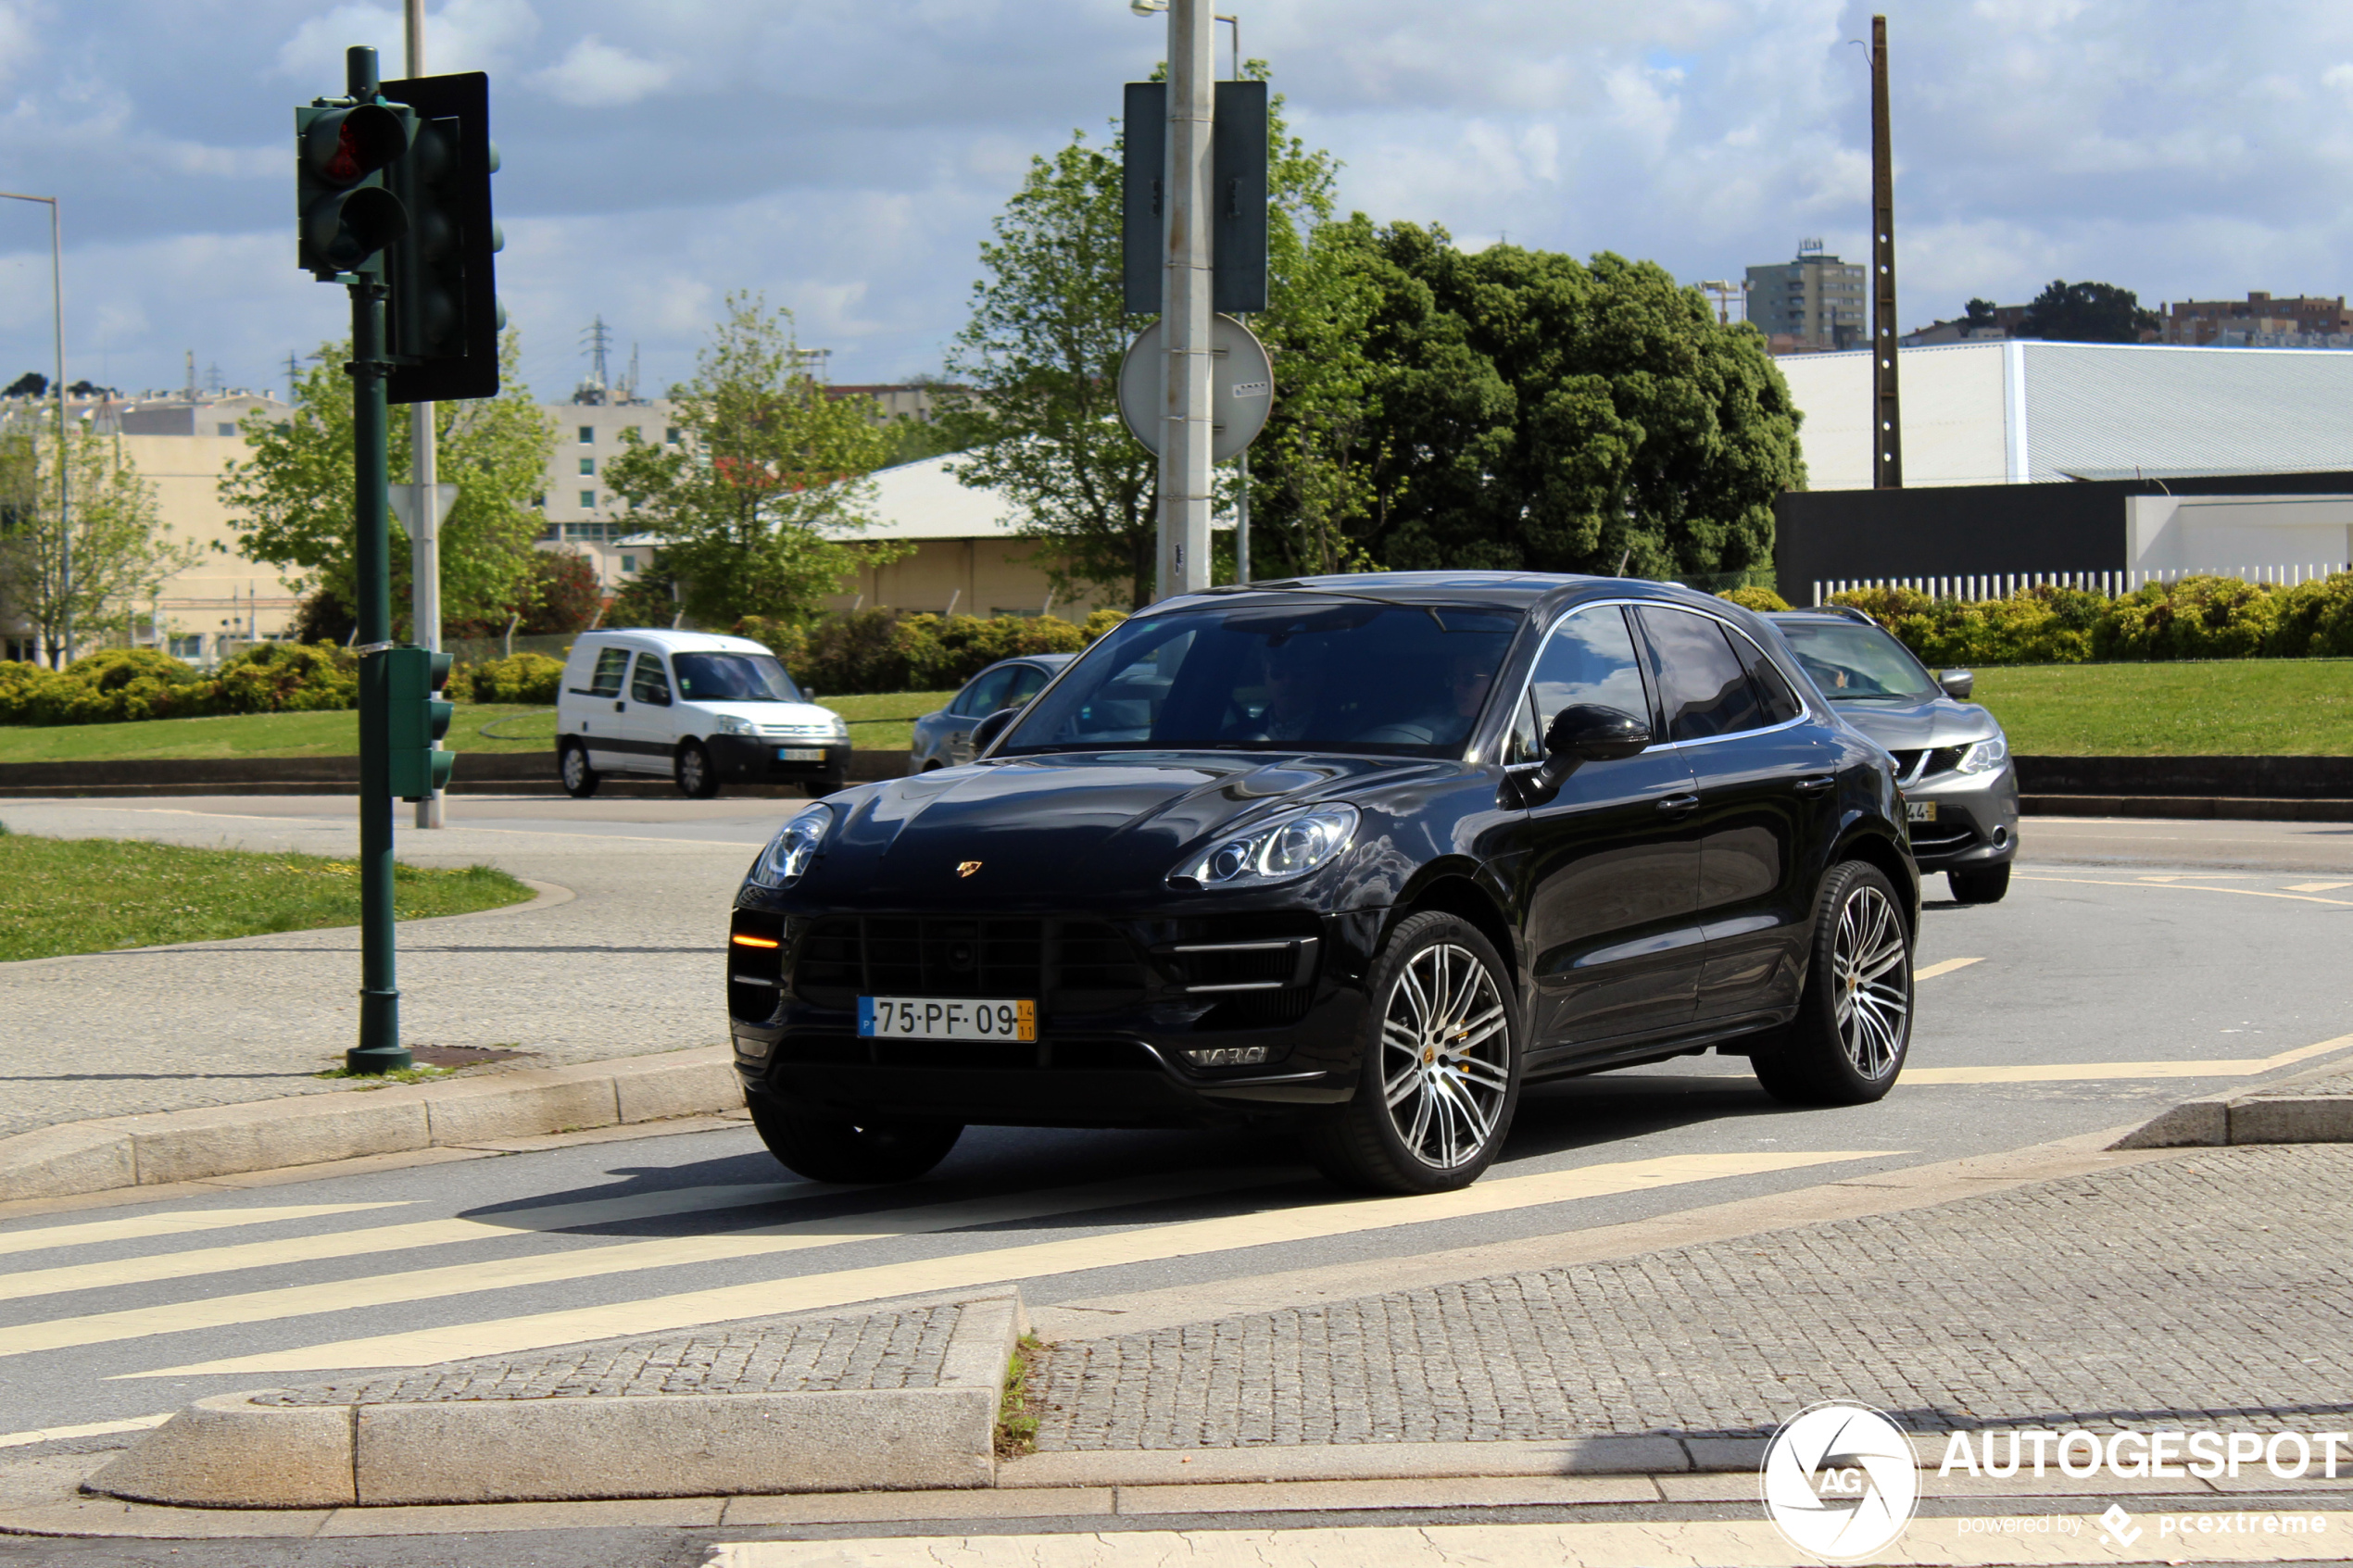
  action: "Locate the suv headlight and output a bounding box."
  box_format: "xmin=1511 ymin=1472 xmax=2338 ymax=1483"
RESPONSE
xmin=1179 ymin=804 xmax=1358 ymax=888
xmin=747 ymin=804 xmax=833 ymax=888
xmin=1954 ymin=734 xmax=2009 ymax=774
xmin=714 ymin=713 xmax=756 ymax=736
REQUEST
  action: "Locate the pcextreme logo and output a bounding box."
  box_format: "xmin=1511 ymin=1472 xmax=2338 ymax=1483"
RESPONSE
xmin=1760 ymin=1399 xmax=1921 ymax=1559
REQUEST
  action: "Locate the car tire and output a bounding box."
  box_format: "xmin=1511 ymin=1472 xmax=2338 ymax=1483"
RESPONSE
xmin=1304 ymin=910 xmax=1521 ymax=1196
xmin=1751 ymin=860 xmax=1913 ymax=1107
xmin=559 ymin=741 xmax=598 ymax=799
xmin=674 ymin=740 xmax=720 ymax=799
xmin=746 ymin=1094 xmax=963 ymax=1184
xmin=1947 ymin=864 xmax=2010 ymax=904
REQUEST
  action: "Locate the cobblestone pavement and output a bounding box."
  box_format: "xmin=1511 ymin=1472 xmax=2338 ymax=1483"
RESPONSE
xmin=1028 ymin=1145 xmax=2353 ymax=1449
xmin=258 ymin=1302 xmax=958 ymax=1406
xmin=0 ymin=797 xmax=780 ymax=1136
xmin=2253 ymin=1069 xmax=2353 ymax=1098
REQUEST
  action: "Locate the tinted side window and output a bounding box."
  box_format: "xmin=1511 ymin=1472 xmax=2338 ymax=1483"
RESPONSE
xmin=1637 ymin=607 xmax=1766 ymax=742
xmin=954 ymin=667 xmax=1015 ymax=718
xmin=1002 ymin=665 xmax=1050 ymax=706
xmin=629 ymin=653 xmax=672 ymax=706
xmin=1528 ymin=606 xmax=1648 ymax=730
xmin=1730 ymin=629 xmax=1805 ymax=724
xmin=585 ymin=646 xmax=630 ymax=697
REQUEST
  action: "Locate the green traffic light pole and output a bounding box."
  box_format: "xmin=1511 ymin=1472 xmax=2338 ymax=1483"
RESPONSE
xmin=343 ymin=44 xmax=409 ymax=1075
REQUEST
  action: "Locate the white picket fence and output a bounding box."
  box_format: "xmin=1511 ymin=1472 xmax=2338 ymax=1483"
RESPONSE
xmin=1811 ymin=563 xmax=2349 ymax=606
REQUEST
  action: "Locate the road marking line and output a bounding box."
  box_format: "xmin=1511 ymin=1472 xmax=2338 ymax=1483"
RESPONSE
xmin=1913 ymin=956 xmax=1983 ymax=981
xmin=0 ymin=1413 xmax=173 ymax=1450
xmin=0 ymin=1183 xmax=799 ymax=1303
xmin=0 ymin=1203 xmax=409 ymax=1261
xmin=128 ymin=1149 xmax=1892 ymax=1377
xmin=2286 ymin=880 xmax=2353 ymax=892
xmin=11 ymin=1171 xmax=1275 ymax=1362
xmin=2017 ymin=872 xmax=2353 ymax=908
xmin=450 ymin=825 xmax=768 ymax=848
xmin=1907 ymin=1030 xmax=2353 ymax=1085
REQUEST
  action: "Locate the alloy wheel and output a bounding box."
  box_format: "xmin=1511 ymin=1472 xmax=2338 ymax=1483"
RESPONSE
xmin=680 ymin=748 xmax=708 ymax=793
xmin=1379 ymin=941 xmax=1510 ymax=1169
xmin=1832 ymin=884 xmax=1909 ymax=1079
xmin=561 ymin=747 xmax=586 ymax=789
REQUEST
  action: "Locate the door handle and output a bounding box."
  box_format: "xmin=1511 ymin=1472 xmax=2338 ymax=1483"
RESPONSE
xmin=1656 ymin=792 xmax=1700 ymax=815
xmin=613 ymin=700 xmax=626 ymax=712
xmin=1794 ymin=774 xmax=1836 ymax=796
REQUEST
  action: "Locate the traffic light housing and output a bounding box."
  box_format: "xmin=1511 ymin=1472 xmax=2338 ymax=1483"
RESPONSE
xmin=296 ymin=100 xmax=410 ymax=280
xmin=380 ymin=71 xmax=502 ymax=403
xmin=383 ymin=646 xmax=456 ymax=801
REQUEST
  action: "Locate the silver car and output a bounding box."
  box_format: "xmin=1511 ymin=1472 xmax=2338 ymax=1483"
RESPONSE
xmin=906 ymin=654 xmax=1076 ymax=773
xmin=1768 ymin=608 xmax=2019 ymax=904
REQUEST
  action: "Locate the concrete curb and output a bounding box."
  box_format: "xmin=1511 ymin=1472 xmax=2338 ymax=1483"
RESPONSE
xmin=0 ymin=1044 xmax=745 ymax=1201
xmin=2020 ymin=793 xmax=2353 ymax=823
xmin=2112 ymin=1062 xmax=2353 ymax=1148
xmin=86 ymin=1294 xmax=1024 ymax=1509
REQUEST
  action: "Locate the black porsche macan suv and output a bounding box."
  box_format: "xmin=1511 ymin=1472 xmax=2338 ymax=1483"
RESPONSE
xmin=727 ymin=573 xmax=1919 ymax=1195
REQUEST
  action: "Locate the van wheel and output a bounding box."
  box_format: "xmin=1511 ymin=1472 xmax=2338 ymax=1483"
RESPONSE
xmin=746 ymin=1095 xmax=962 ymax=1184
xmin=559 ymin=741 xmax=598 ymax=799
xmin=674 ymin=740 xmax=720 ymax=798
xmin=1752 ymin=861 xmax=1912 ymax=1106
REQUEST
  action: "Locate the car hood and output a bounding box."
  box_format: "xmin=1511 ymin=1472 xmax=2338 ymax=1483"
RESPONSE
xmin=807 ymin=751 xmax=1437 ymax=901
xmin=690 ymin=700 xmax=839 ymax=728
xmin=1826 ymin=696 xmax=2002 ymax=751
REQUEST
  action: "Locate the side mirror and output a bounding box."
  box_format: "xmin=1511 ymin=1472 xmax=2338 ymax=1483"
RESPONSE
xmin=1936 ymin=669 xmax=1975 ymax=700
xmin=1517 ymin=704 xmax=1652 ymax=805
xmin=969 ymin=706 xmax=1021 ymax=757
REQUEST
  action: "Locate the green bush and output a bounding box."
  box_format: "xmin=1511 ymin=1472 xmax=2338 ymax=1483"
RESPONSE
xmin=1079 ymin=608 xmax=1130 ymax=644
xmin=2095 ymin=575 xmax=2279 ymax=661
xmin=788 ymin=610 xmax=1101 ymax=695
xmin=2269 ymin=571 xmax=2353 ymax=658
xmin=1716 ymin=585 xmax=1791 ymax=613
xmin=208 ymin=642 xmax=359 ymax=714
xmin=465 ymin=652 xmax=564 ymax=705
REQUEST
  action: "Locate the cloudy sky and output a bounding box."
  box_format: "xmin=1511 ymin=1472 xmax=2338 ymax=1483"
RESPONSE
xmin=3 ymin=0 xmax=2349 ymax=406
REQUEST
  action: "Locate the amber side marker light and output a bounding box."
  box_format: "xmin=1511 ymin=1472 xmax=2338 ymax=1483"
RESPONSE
xmin=730 ymin=934 xmax=781 ymax=949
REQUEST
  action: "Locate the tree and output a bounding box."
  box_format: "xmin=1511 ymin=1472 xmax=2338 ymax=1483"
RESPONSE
xmin=946 ymin=66 xmax=1344 ymax=608
xmin=4 ymin=372 xmax=46 ymax=399
xmin=1963 ymin=298 xmax=1999 ymax=331
xmin=2017 ymin=280 xmax=2158 ymax=344
xmin=218 ymin=332 xmax=556 ymax=638
xmin=1247 ymin=227 xmax=1804 ymax=582
xmin=602 ymin=293 xmax=903 ymax=628
xmin=0 ymin=422 xmax=202 ymax=664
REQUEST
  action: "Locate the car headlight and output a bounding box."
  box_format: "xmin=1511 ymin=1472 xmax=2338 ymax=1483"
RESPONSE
xmin=714 ymin=713 xmax=756 ymax=736
xmin=747 ymin=804 xmax=833 ymax=888
xmin=827 ymin=713 xmax=849 ymax=737
xmin=1179 ymin=804 xmax=1359 ymax=888
xmin=1954 ymin=734 xmax=2009 ymax=774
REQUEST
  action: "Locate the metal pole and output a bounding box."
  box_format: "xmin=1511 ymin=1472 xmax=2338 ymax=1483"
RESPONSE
xmin=1156 ymin=0 xmax=1214 ymax=600
xmin=1224 ymin=15 xmax=1248 ymax=586
xmin=1869 ymin=14 xmax=1903 ymax=489
xmin=345 ymin=44 xmax=409 ymax=1075
xmin=404 ymin=0 xmax=445 ymax=829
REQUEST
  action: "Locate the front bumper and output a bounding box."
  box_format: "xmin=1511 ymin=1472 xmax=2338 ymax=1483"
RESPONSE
xmin=710 ymin=734 xmax=850 ymax=786
xmin=1905 ymin=760 xmax=2020 ymax=872
xmin=725 ymin=902 xmax=1384 ymax=1129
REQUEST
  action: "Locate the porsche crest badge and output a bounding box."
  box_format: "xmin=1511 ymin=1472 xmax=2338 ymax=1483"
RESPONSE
xmin=956 ymin=860 xmax=983 ymax=878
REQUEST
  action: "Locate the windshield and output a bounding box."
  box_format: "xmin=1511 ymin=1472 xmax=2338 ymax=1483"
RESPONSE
xmin=1774 ymin=621 xmax=1940 ymax=701
xmin=1000 ymin=600 xmax=1522 ymax=758
xmin=673 ymin=652 xmax=805 ymax=704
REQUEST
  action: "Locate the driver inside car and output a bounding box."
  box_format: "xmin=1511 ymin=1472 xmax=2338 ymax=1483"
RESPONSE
xmin=1227 ymin=636 xmax=1331 ymax=743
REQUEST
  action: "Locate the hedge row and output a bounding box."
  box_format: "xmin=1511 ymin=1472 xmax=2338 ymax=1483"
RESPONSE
xmin=1717 ymin=573 xmax=2353 ymax=665
xmin=0 ymin=645 xmax=361 ymax=727
xmin=736 ymin=608 xmax=1130 ymax=696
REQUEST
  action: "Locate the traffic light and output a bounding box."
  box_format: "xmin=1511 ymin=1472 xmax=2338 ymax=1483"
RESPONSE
xmin=380 ymin=71 xmax=502 ymax=403
xmin=1120 ymin=80 xmax=1268 ymax=316
xmin=383 ymin=646 xmax=456 ymax=801
xmin=296 ymin=100 xmax=410 ymax=280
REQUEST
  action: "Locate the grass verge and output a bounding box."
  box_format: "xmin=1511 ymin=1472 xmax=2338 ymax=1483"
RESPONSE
xmin=996 ymin=1334 xmax=1044 ymax=1459
xmin=0 ymin=693 xmax=956 ymax=762
xmin=0 ymin=827 xmax=536 ymax=962
xmin=1969 ymin=659 xmax=2353 ymax=755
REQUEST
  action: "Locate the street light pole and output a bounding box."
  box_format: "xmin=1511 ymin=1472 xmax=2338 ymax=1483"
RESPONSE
xmin=404 ymin=0 xmax=446 ymax=829
xmin=1156 ymin=0 xmax=1214 ymax=601
xmin=1 ymin=191 xmax=68 ymax=666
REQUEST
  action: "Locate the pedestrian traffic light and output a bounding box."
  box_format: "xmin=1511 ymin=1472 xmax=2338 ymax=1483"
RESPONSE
xmin=296 ymin=100 xmax=410 ymax=280
xmin=381 ymin=71 xmax=502 ymax=403
xmin=1120 ymin=80 xmax=1268 ymax=316
xmin=383 ymin=646 xmax=456 ymax=801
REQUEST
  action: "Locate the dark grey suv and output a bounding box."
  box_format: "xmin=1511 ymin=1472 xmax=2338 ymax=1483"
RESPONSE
xmin=1768 ymin=608 xmax=2019 ymax=903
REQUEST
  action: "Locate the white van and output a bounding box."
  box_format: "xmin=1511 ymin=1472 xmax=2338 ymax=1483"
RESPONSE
xmin=554 ymin=628 xmax=849 ymax=798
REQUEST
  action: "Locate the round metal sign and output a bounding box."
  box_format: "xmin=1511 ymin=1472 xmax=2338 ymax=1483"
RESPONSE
xmin=1116 ymin=312 xmax=1274 ymax=463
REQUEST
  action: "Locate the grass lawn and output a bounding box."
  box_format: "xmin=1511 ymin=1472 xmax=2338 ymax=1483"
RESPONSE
xmin=1970 ymin=659 xmax=2353 ymax=755
xmin=0 ymin=828 xmax=535 ymax=962
xmin=0 ymin=693 xmax=957 ymax=763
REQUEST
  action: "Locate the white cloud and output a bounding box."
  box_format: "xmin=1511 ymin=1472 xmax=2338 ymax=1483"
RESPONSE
xmin=526 ymin=34 xmax=674 ymax=107
xmin=275 ymin=0 xmax=539 ymax=81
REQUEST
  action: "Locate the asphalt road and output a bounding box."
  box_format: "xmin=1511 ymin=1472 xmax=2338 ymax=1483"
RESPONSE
xmin=1 ymin=798 xmax=2348 ymax=1563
